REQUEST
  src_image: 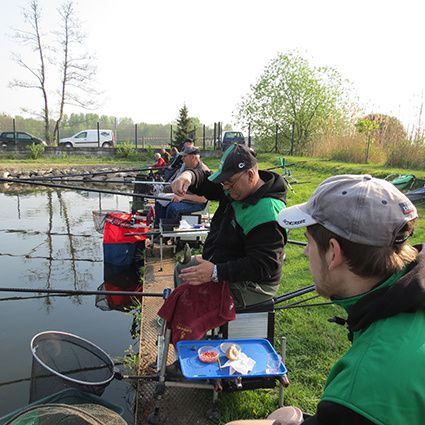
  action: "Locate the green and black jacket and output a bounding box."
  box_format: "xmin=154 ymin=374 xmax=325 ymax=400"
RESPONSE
xmin=187 ymin=168 xmax=287 ymax=291
xmin=304 ymin=245 xmax=425 ymax=425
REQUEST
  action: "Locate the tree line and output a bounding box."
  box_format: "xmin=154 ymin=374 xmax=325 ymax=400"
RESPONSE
xmin=0 ymin=111 xmax=228 ymax=145
xmin=235 ymin=52 xmax=425 ymax=168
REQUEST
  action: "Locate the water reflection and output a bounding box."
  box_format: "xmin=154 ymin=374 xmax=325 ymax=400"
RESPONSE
xmin=0 ymin=186 xmax=138 ymax=424
xmin=96 ymin=263 xmax=143 ymax=313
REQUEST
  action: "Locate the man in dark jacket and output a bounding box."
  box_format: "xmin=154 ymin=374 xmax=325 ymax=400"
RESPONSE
xmin=172 ymin=144 xmax=287 ymax=308
xmin=163 ymin=138 xmax=194 ymax=181
xmin=228 ymin=174 xmax=423 ymax=425
xmin=154 ymin=146 xmax=209 ymax=227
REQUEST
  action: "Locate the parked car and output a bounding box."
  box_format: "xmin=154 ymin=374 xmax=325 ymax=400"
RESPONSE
xmin=0 ymin=131 xmax=47 ymax=147
xmin=59 ymin=129 xmax=116 ymax=148
xmin=221 ymin=131 xmax=245 ymax=151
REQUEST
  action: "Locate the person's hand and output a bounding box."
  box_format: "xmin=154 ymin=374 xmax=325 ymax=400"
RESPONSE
xmin=172 ymin=172 xmax=192 ymax=196
xmin=172 ymin=194 xmax=184 ymax=202
xmin=179 ymin=256 xmax=214 ymax=285
xmin=267 ymin=406 xmax=303 ymax=425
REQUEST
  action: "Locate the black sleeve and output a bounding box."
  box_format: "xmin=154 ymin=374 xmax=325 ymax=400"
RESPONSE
xmin=217 ymin=221 xmax=286 ymax=283
xmin=303 ymin=401 xmax=375 ymax=425
xmin=186 ymin=169 xmax=224 ymax=201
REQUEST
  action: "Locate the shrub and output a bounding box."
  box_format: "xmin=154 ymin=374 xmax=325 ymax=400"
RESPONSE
xmin=116 ymin=141 xmax=137 ymax=159
xmin=26 ymin=143 xmax=45 ymax=160
xmin=310 ymin=134 xmax=386 ymax=164
xmin=385 ymin=140 xmax=425 ymax=169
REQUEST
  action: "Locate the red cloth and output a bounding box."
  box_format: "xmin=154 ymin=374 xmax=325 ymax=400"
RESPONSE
xmin=146 ymin=205 xmax=155 ymax=226
xmin=157 ymin=281 xmax=236 ymax=345
xmin=103 ymin=212 xmax=148 ymax=244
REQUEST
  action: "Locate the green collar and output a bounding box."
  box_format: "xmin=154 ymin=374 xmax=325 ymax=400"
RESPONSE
xmin=333 ymin=268 xmax=408 ymax=312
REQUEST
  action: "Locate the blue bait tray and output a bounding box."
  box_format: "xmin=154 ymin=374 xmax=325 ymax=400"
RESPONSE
xmin=176 ymin=338 xmax=287 ymax=381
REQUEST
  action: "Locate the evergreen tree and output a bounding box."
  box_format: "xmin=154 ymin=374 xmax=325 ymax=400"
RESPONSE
xmin=173 ymin=104 xmax=192 ymax=148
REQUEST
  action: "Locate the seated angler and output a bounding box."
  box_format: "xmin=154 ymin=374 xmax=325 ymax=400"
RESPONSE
xmin=163 ymin=138 xmax=194 ymax=181
xmin=171 ymin=144 xmax=288 ymax=309
xmin=157 ymin=145 xmax=287 ymax=378
xmin=228 ymin=174 xmax=424 ymax=425
xmin=154 ymin=146 xmax=210 ymax=227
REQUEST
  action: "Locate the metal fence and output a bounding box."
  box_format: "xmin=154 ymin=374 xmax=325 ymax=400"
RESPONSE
xmin=0 ymin=118 xmax=257 ymax=151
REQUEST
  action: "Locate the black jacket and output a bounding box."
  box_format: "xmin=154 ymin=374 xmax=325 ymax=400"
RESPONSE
xmin=187 ymin=168 xmax=287 ymax=285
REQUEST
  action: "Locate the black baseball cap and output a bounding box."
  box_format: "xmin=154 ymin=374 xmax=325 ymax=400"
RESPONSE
xmin=209 ymin=144 xmax=257 ymax=184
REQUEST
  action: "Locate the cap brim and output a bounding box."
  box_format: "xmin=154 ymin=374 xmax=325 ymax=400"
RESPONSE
xmin=208 ymin=170 xmax=235 ymax=184
xmin=278 ymin=203 xmax=317 ymax=228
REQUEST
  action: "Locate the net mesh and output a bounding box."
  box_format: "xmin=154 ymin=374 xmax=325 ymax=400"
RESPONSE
xmin=30 ymin=332 xmax=115 ymax=403
xmin=5 ymin=403 xmax=127 ymax=425
xmin=92 ymin=210 xmax=125 ymax=234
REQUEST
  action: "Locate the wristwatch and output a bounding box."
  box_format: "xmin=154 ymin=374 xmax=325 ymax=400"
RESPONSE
xmin=211 ymin=264 xmax=219 ymax=283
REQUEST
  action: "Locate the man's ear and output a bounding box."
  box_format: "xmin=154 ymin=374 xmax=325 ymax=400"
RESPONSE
xmin=248 ymin=168 xmax=256 ymax=182
xmin=327 ymin=238 xmax=345 ymax=270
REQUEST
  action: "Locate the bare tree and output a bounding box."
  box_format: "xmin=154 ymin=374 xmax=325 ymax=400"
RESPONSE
xmin=9 ymin=0 xmax=50 ymax=142
xmin=9 ymin=0 xmax=98 ymax=144
xmin=52 ymin=0 xmax=98 ymax=143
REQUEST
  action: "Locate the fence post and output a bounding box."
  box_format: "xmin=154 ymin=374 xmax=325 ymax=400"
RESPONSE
xmin=290 ymin=122 xmax=295 ymax=155
xmin=97 ymin=122 xmax=100 ymax=148
xmin=13 ymin=118 xmax=16 ymax=145
xmin=248 ymin=123 xmax=251 ymax=148
xmin=203 ymin=124 xmax=206 ymax=150
xmin=135 ymin=124 xmax=138 ymax=148
xmin=213 ymin=123 xmax=217 ymax=150
xmin=275 ymin=123 xmax=279 ymax=153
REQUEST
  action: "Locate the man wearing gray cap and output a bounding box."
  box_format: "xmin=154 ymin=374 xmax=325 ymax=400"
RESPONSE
xmin=154 ymin=146 xmax=210 ymax=226
xmin=171 ymin=143 xmax=287 ymax=307
xmin=228 ymin=174 xmax=424 ymax=425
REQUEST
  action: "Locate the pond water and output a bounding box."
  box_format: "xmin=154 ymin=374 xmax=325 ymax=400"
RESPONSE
xmin=0 ymin=186 xmax=140 ymax=424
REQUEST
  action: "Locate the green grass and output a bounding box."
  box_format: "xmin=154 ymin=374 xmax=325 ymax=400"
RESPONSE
xmin=2 ymin=153 xmax=424 ymax=421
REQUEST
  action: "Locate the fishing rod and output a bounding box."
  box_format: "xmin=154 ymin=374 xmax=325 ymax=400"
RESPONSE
xmin=0 ymin=287 xmax=165 ymax=297
xmin=273 ymin=284 xmax=316 ymax=305
xmin=266 ymin=163 xmax=295 ymax=171
xmin=287 ymin=239 xmax=307 ymax=246
xmin=0 ymin=178 xmax=172 ymax=201
xmin=275 ymin=294 xmax=333 ymax=311
xmin=25 ymin=166 xmax=167 ymax=181
xmin=18 ymin=178 xmax=171 ymax=185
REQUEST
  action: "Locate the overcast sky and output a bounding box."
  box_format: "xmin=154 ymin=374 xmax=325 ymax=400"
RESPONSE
xmin=1 ymin=0 xmax=425 ymax=131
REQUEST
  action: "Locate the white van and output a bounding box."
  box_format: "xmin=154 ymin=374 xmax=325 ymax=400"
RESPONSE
xmin=59 ymin=129 xmax=115 ymax=148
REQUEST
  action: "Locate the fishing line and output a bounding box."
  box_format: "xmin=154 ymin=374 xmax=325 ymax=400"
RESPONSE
xmin=0 ymin=178 xmax=171 ymax=201
xmin=0 ymin=287 xmax=164 ymax=297
xmin=21 ymin=166 xmax=166 ymax=180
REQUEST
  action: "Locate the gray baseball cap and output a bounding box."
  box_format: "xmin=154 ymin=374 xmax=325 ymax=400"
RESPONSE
xmin=181 ymin=146 xmax=200 ymax=156
xmin=278 ymin=174 xmax=418 ymax=247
